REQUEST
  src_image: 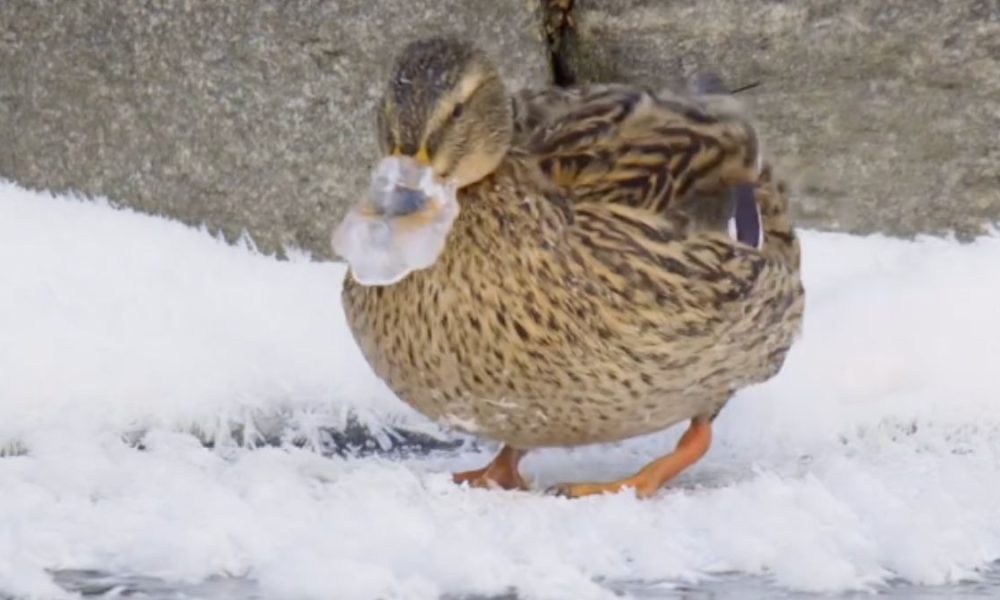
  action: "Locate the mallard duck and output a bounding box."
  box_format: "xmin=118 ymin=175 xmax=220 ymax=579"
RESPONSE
xmin=338 ymin=36 xmax=804 ymax=498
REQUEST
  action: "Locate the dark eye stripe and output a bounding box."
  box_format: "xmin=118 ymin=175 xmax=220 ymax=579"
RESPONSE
xmin=425 ymin=125 xmax=445 ymax=158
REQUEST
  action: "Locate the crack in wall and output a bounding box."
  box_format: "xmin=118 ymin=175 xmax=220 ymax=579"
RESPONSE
xmin=541 ymin=0 xmax=576 ymax=86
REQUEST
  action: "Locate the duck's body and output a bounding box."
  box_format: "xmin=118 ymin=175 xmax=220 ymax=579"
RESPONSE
xmin=343 ymin=159 xmax=801 ymax=450
xmin=338 ymin=38 xmax=804 ymax=497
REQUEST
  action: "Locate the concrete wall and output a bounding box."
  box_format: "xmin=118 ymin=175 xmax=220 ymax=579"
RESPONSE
xmin=1 ymin=0 xmax=997 ymax=261
xmin=563 ymin=0 xmax=1000 ymax=241
xmin=0 ymin=0 xmax=549 ymax=258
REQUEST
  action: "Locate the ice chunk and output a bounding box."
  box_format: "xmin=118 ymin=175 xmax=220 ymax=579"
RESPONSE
xmin=331 ymin=156 xmax=460 ymax=286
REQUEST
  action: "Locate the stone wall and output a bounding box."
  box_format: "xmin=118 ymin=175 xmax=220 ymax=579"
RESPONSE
xmin=1 ymin=0 xmax=998 ymax=261
xmin=561 ymin=0 xmax=1000 ymax=240
xmin=0 ymin=0 xmax=550 ymax=259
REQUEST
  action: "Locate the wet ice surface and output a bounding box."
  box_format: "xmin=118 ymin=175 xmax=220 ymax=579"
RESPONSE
xmin=2 ymin=180 xmax=999 ymax=600
xmin=45 ymin=558 xmax=1000 ymax=599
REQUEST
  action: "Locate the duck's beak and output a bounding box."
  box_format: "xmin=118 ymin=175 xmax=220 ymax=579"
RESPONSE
xmin=368 ymin=155 xmax=442 ymax=220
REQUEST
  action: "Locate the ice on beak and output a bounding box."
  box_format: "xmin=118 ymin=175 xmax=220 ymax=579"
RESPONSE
xmin=331 ymin=156 xmax=460 ymax=286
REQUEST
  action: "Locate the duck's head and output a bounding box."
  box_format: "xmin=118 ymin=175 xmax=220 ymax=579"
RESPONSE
xmin=332 ymin=37 xmax=512 ymax=285
xmin=370 ymin=36 xmax=513 ymax=215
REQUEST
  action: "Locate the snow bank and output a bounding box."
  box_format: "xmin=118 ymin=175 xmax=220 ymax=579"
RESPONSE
xmin=1 ymin=179 xmax=999 ymax=599
xmin=0 ymin=180 xmax=425 ymax=451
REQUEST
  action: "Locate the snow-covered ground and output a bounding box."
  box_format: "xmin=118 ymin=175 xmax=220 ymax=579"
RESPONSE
xmin=1 ymin=179 xmax=999 ymax=600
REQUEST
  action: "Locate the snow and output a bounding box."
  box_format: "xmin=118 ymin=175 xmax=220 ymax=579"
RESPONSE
xmin=1 ymin=178 xmax=999 ymax=599
xmin=0 ymin=180 xmax=423 ymax=450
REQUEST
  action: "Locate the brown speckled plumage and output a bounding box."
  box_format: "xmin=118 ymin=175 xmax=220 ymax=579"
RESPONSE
xmin=339 ymin=37 xmax=804 ymax=496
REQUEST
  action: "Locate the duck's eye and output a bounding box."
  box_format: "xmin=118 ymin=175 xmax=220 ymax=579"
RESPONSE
xmin=451 ymin=103 xmax=464 ymax=119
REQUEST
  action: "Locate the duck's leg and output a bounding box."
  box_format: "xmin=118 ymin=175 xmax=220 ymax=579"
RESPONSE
xmin=452 ymin=445 xmax=529 ymax=491
xmin=547 ymin=419 xmax=712 ymax=499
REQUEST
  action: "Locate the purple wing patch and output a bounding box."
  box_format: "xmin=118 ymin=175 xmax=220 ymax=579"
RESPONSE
xmin=731 ymin=183 xmax=763 ymax=249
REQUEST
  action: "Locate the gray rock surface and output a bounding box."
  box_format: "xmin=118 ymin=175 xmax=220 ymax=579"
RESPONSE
xmin=0 ymin=0 xmax=550 ymax=259
xmin=1 ymin=0 xmax=998 ymax=261
xmin=562 ymin=0 xmax=1000 ymax=239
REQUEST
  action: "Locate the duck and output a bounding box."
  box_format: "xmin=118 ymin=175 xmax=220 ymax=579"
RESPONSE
xmin=336 ymin=36 xmax=805 ymax=498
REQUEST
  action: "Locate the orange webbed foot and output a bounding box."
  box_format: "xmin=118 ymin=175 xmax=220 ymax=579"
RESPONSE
xmin=546 ymin=419 xmax=713 ymax=499
xmin=452 ymin=445 xmax=528 ymax=491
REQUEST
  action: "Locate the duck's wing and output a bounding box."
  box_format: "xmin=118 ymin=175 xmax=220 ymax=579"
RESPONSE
xmin=511 ymin=82 xmax=761 ymax=230
xmin=511 ymin=80 xmax=801 ymax=288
